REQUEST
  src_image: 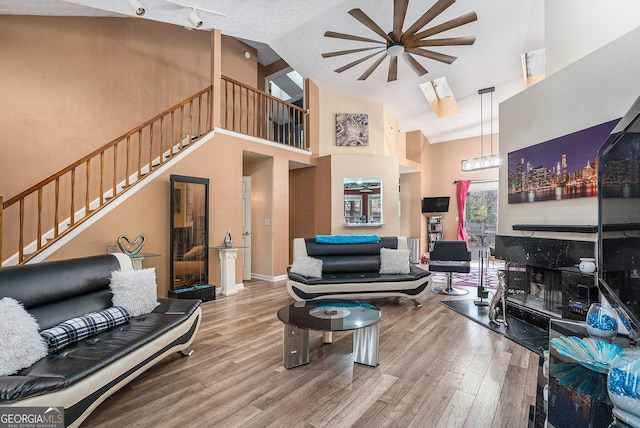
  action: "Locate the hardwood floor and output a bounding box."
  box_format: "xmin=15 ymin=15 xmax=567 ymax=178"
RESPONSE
xmin=82 ymin=280 xmax=539 ymax=428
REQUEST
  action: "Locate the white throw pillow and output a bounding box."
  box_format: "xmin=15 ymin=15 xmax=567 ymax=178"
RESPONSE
xmin=0 ymin=297 xmax=48 ymax=376
xmin=110 ymin=268 xmax=160 ymax=317
xmin=290 ymin=256 xmax=323 ymax=278
xmin=379 ymin=248 xmax=411 ymax=274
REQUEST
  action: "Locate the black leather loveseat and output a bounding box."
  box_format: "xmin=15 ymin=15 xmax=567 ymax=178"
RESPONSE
xmin=0 ymin=253 xmax=202 ymax=427
xmin=286 ymin=236 xmax=431 ymax=306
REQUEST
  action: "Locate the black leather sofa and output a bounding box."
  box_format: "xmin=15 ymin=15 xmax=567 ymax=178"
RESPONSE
xmin=286 ymin=236 xmax=431 ymax=306
xmin=0 ymin=253 xmax=202 ymax=427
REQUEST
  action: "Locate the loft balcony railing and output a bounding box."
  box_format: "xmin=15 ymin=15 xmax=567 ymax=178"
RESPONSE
xmin=0 ymin=86 xmax=212 ymax=266
xmin=220 ymin=75 xmax=307 ymax=150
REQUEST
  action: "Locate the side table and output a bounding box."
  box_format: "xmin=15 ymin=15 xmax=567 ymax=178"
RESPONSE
xmin=127 ymin=252 xmax=160 ymax=270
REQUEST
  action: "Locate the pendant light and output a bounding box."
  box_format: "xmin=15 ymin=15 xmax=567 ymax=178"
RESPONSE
xmin=461 ymin=87 xmax=500 ymax=171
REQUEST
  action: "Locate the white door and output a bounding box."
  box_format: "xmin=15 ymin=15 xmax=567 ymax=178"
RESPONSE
xmin=242 ymin=176 xmax=252 ymax=280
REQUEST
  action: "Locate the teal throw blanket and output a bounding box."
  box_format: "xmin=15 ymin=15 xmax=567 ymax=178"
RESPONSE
xmin=315 ymin=235 xmax=380 ymax=244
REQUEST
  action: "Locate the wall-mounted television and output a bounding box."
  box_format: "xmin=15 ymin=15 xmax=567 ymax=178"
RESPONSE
xmin=422 ymin=196 xmax=450 ymax=213
xmin=598 ymin=95 xmax=640 ymax=340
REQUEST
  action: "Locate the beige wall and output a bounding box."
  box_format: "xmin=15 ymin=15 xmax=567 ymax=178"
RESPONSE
xmin=221 ymin=36 xmax=258 ymax=87
xmin=400 ymin=172 xmax=421 ymax=242
xmin=0 ymin=16 xmax=211 ymax=200
xmin=318 ymin=88 xmax=385 ymax=157
xmin=330 ymin=154 xmax=400 ymax=236
xmin=383 ymin=105 xmax=406 ymax=158
xmin=314 ymin=156 xmax=333 ymax=236
xmin=499 ymin=27 xmax=640 ymax=241
xmin=316 ymin=87 xmax=421 ymax=237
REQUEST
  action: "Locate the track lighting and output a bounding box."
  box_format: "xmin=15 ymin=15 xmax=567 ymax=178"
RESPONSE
xmin=128 ymin=0 xmax=145 ymax=16
xmin=187 ymin=8 xmax=203 ymax=28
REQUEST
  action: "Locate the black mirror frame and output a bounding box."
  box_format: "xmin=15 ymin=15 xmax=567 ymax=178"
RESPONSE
xmin=169 ymin=174 xmax=209 ymax=291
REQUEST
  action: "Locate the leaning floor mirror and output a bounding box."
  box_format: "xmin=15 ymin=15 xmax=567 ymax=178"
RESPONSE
xmin=169 ymin=174 xmax=215 ymax=301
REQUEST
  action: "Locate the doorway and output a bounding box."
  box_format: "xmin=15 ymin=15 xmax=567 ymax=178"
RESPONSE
xmin=242 ymin=176 xmax=252 ymax=281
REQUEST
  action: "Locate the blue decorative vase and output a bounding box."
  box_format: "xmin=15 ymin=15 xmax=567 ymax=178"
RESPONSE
xmin=586 ymin=303 xmax=618 ymax=342
xmin=608 ymin=348 xmax=640 ymax=427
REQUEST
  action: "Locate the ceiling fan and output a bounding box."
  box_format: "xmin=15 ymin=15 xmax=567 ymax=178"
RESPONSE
xmin=322 ymin=0 xmax=477 ymax=82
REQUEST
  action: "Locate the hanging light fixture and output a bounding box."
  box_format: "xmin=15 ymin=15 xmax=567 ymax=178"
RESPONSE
xmin=461 ymin=86 xmax=500 ymax=171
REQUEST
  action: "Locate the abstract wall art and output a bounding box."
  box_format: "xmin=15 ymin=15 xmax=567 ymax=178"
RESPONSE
xmin=336 ymin=113 xmax=369 ymax=146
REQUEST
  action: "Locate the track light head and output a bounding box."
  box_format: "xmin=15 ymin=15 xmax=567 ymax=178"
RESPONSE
xmin=128 ymin=0 xmax=145 ymax=16
xmin=188 ymin=8 xmax=203 ymax=28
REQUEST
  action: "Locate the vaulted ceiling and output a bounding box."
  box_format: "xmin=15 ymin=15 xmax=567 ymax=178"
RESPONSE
xmin=0 ymin=0 xmax=544 ymax=143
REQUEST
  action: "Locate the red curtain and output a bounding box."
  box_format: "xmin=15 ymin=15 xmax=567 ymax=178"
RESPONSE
xmin=457 ymin=180 xmax=471 ymax=244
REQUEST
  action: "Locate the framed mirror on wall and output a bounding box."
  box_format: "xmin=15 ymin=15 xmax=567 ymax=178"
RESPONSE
xmin=343 ymin=178 xmax=383 ymax=226
xmin=169 ymin=174 xmax=216 ymax=301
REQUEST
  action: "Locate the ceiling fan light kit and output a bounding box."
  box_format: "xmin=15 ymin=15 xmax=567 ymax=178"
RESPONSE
xmin=386 ymin=43 xmax=404 ymax=57
xmin=323 ymin=0 xmax=477 ymax=82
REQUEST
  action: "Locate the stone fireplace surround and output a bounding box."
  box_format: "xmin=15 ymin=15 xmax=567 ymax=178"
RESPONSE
xmin=495 ymin=234 xmax=596 ymax=327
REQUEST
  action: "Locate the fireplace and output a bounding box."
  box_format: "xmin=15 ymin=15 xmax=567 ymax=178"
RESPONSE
xmin=496 ymin=235 xmax=595 ymax=322
xmin=505 ymin=265 xmax=563 ymax=317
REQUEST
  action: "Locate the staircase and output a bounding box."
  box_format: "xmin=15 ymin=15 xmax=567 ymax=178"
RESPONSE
xmin=0 ymin=86 xmax=213 ymax=266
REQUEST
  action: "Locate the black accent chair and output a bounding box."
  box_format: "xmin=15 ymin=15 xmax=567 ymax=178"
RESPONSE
xmin=428 ymin=240 xmax=472 ymax=296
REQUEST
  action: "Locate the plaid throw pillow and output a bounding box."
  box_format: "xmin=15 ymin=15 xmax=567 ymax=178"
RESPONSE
xmin=40 ymin=306 xmax=131 ymax=352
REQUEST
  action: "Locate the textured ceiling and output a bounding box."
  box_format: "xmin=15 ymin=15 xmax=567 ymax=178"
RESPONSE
xmin=0 ymin=0 xmax=545 ymax=144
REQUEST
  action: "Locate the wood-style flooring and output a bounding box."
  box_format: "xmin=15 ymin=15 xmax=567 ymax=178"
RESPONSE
xmin=82 ymin=279 xmax=539 ymax=428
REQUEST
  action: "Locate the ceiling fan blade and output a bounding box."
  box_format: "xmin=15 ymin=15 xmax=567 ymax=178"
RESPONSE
xmin=349 ymin=8 xmax=394 ymax=44
xmin=392 ymin=0 xmax=410 ymax=41
xmin=388 ymin=56 xmax=398 ymax=82
xmin=405 ymin=47 xmax=457 ymax=64
xmin=408 ymin=12 xmax=478 ymax=43
xmin=322 ymin=46 xmax=382 ymax=58
xmin=324 ymin=31 xmax=385 ymax=44
xmin=401 ymin=0 xmax=455 ymax=43
xmin=358 ymin=53 xmax=388 ymax=80
xmin=412 ymin=36 xmax=476 ymax=48
xmin=404 ymin=54 xmax=429 ymax=76
xmin=334 ymin=51 xmax=385 ymax=73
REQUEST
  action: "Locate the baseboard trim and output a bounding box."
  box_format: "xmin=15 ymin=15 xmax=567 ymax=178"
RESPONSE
xmin=251 ymin=273 xmax=287 ymax=282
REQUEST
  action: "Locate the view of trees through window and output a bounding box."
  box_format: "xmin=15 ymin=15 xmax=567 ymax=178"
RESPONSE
xmin=465 ymin=188 xmax=498 ymax=255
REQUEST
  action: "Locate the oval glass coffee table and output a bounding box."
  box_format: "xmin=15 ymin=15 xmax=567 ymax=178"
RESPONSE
xmin=277 ymin=299 xmax=382 ymax=368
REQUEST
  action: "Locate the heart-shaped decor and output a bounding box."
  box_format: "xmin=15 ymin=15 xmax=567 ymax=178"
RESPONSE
xmin=117 ymin=234 xmax=146 ymax=255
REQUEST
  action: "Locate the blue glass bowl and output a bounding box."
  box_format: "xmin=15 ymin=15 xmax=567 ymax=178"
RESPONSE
xmin=551 ymin=335 xmax=623 ymax=374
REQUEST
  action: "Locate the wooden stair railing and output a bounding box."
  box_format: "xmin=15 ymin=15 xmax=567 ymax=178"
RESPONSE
xmin=1 ymin=86 xmax=213 ymax=266
xmin=221 ymin=75 xmax=308 ymax=150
